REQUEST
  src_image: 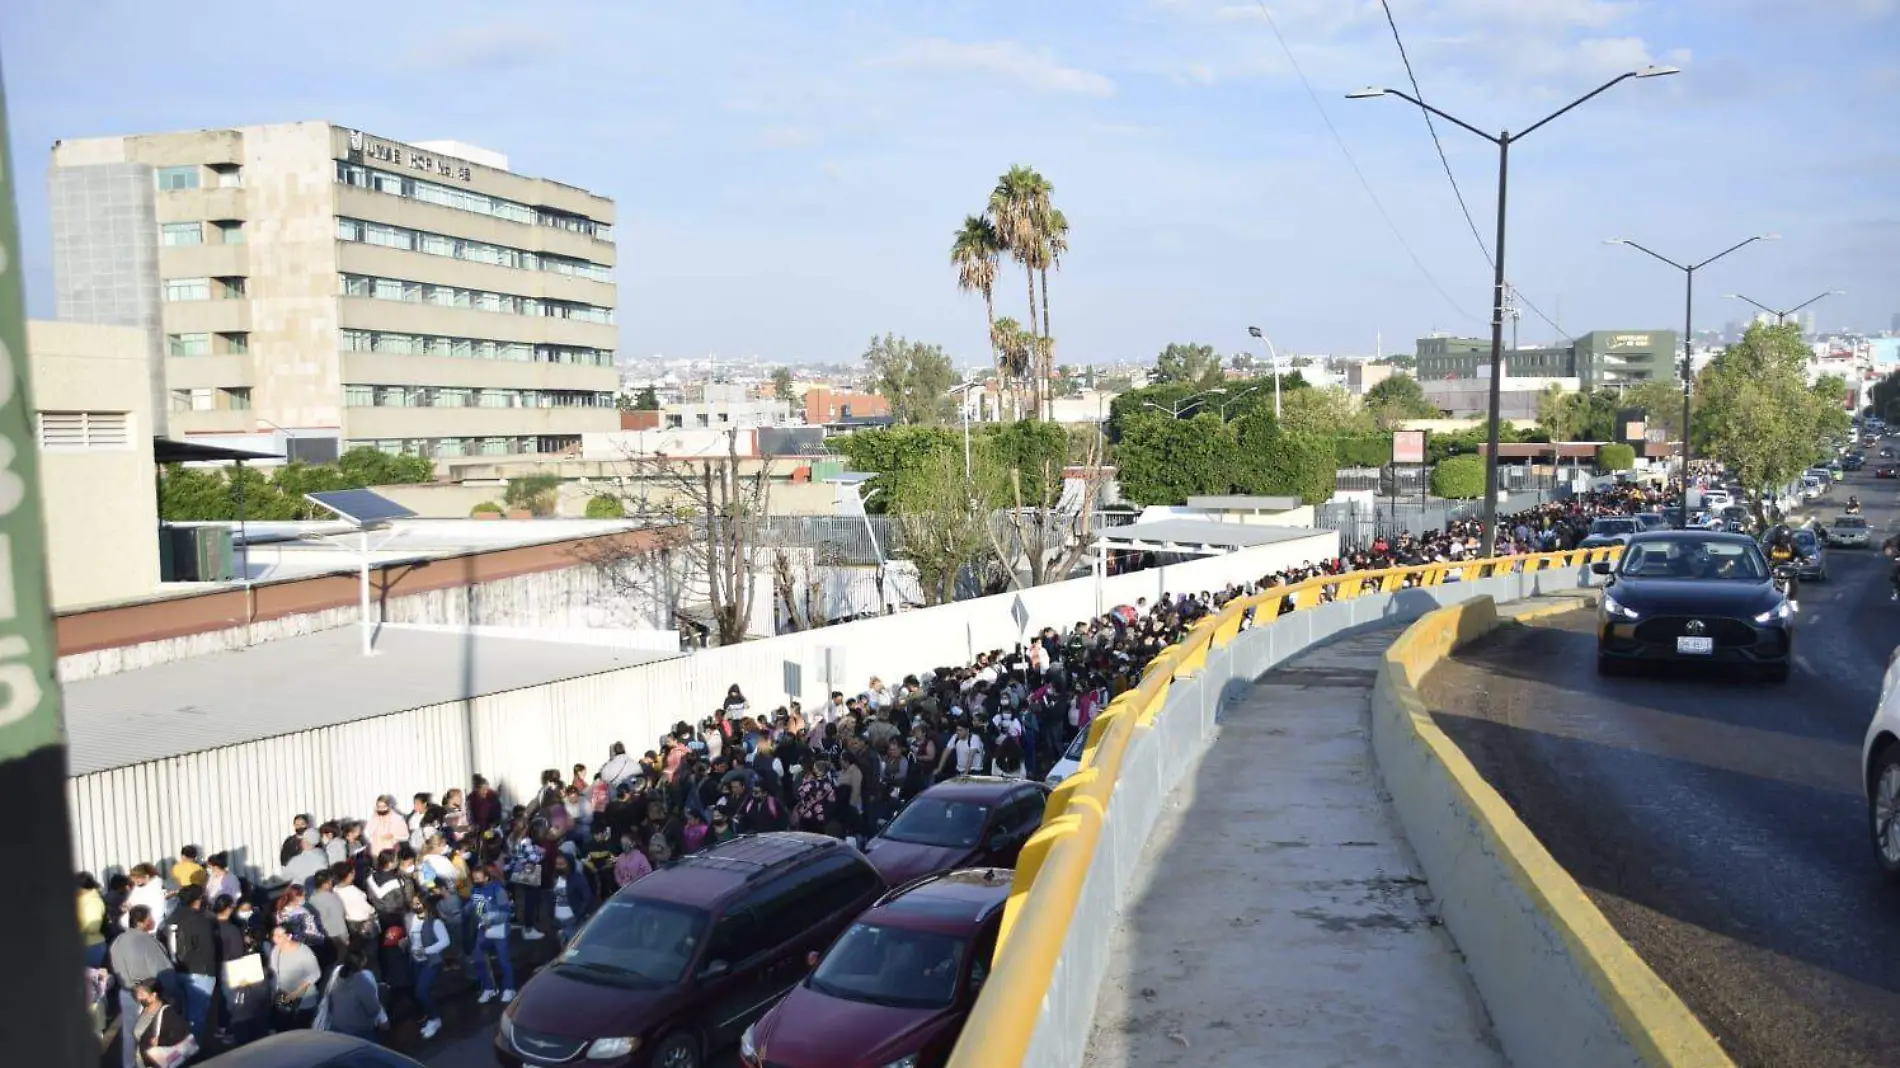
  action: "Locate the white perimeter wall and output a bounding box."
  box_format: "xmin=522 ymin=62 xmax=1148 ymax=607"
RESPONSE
xmin=66 ymin=531 xmax=1336 ymax=882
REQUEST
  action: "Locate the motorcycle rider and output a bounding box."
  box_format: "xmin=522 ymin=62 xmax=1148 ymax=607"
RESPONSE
xmin=1767 ymin=526 xmax=1801 ymax=608
xmin=1849 ymin=495 xmax=1863 ymax=515
xmin=1884 ymin=534 xmax=1900 ymax=601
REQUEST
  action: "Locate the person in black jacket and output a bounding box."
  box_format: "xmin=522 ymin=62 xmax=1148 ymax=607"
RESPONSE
xmin=161 ymin=886 xmax=220 ymax=1043
xmin=281 ymin=814 xmax=314 ymax=868
xmin=130 ymin=978 xmax=191 ymax=1064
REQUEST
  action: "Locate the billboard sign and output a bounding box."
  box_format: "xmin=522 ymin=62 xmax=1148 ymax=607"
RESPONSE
xmin=1392 ymin=430 xmax=1427 ymax=465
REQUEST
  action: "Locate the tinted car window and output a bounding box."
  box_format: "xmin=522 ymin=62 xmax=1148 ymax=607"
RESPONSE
xmin=556 ymin=897 xmax=709 ymax=983
xmin=747 ymin=853 xmax=866 ymax=938
xmin=883 ymin=798 xmax=992 ymax=849
xmin=707 ymin=908 xmax=771 ymax=967
xmin=1618 ymin=538 xmax=1769 ymax=580
xmin=810 ymin=922 xmax=966 ymax=1009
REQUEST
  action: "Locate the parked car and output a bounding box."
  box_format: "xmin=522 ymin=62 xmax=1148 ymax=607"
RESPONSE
xmin=199 ymin=1033 xmax=423 ymax=1067
xmin=1632 ymin=511 xmax=1673 ymax=531
xmin=861 ymin=777 xmax=1050 ymax=888
xmin=1045 ymin=729 xmax=1089 ymax=788
xmin=739 ymin=868 xmax=1012 ymax=1068
xmin=497 ymin=833 xmax=886 ymax=1068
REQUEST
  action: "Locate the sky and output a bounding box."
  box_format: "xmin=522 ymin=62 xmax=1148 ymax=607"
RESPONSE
xmin=2 ymin=0 xmax=1896 ymax=371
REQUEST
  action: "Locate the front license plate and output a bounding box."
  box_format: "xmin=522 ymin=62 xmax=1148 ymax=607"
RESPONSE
xmin=1676 ymin=636 xmax=1714 ymax=655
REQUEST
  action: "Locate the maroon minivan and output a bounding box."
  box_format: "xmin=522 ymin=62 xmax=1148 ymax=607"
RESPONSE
xmin=496 ymin=833 xmax=884 ymax=1068
xmin=861 ymin=777 xmax=1049 ymax=887
xmin=739 ymin=868 xmax=1011 ymax=1068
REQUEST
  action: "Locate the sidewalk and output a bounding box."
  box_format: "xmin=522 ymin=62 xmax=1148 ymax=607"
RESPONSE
xmin=1083 ymin=627 xmax=1509 ymax=1068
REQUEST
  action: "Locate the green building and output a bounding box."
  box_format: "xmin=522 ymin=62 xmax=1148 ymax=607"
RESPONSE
xmin=1415 ymin=330 xmax=1679 ymax=390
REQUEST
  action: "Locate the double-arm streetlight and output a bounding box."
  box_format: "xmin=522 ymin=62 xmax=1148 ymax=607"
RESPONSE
xmin=1727 ymin=290 xmax=1842 ymax=327
xmin=1605 ymin=234 xmax=1778 ymax=528
xmin=1246 ymin=326 xmax=1283 ymax=418
xmin=1144 ymin=387 xmax=1228 ymax=418
xmin=1347 ymin=64 xmax=1680 ymax=556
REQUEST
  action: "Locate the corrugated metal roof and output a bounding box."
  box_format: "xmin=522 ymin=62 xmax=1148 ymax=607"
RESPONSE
xmin=61 ymin=627 xmax=677 ymax=776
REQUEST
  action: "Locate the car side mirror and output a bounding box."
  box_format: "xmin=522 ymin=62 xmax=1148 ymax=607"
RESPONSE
xmin=1591 ymin=561 xmax=1612 ymax=576
xmin=700 ymin=959 xmax=730 ymax=981
xmin=805 ymin=950 xmax=820 ymax=969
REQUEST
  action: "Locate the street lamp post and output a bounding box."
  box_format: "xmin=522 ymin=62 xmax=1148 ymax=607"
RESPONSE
xmin=1143 ymin=387 xmax=1228 ymax=419
xmin=1246 ymin=327 xmax=1282 ymax=418
xmin=1606 ymin=234 xmax=1778 ymax=528
xmin=1216 ymin=384 xmax=1265 ymax=419
xmin=1727 ymin=290 xmax=1843 ymax=326
xmin=1348 ymin=65 xmax=1679 ymax=556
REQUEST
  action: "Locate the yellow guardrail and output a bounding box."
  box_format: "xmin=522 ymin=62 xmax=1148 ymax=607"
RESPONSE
xmin=946 ymin=545 xmax=1624 ymax=1068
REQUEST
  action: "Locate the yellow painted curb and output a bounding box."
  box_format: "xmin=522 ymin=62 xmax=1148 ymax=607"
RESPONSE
xmin=1377 ymin=596 xmax=1733 ymax=1068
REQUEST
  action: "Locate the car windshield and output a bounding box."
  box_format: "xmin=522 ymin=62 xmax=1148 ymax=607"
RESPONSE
xmin=1062 ymin=729 xmax=1089 ymax=762
xmin=809 ymin=922 xmax=967 ymax=1009
xmin=1591 ymin=518 xmax=1637 ymax=535
xmin=554 ymin=897 xmax=708 ymax=985
xmin=1794 ymin=531 xmax=1819 ymax=551
xmin=1617 ymin=538 xmax=1770 ymax=581
xmin=1837 ymin=516 xmax=1868 ymax=528
xmin=881 ymin=798 xmax=992 ymax=849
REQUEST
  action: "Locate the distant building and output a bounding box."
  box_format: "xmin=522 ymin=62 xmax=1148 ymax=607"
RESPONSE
xmin=1344 ymin=362 xmax=1396 ymax=395
xmin=663 ymin=384 xmax=789 ymax=430
xmin=1421 ymin=376 xmax=1578 ymax=421
xmin=1415 ymin=330 xmax=1678 ymax=390
xmin=803 ymin=387 xmax=889 ymax=424
xmin=50 ymin=121 xmax=618 ymax=466
xmin=28 ymin=320 xmax=163 ymax=609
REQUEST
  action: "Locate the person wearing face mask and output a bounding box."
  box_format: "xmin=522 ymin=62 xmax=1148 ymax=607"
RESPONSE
xmin=403 ymin=895 xmax=450 ymax=1041
xmin=365 ymin=795 xmax=408 ymax=858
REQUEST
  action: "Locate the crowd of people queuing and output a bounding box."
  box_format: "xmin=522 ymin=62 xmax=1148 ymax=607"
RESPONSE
xmin=77 ymin=477 xmax=1665 ymax=1066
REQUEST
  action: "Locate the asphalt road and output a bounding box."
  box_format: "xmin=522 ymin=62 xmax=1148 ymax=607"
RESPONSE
xmin=1420 ymin=468 xmax=1900 ymax=1068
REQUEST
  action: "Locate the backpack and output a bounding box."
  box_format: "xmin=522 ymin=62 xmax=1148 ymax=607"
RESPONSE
xmin=366 ymin=872 xmax=407 ymax=919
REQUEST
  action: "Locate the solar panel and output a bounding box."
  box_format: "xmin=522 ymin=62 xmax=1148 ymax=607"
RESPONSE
xmin=304 ymin=489 xmax=417 ymax=527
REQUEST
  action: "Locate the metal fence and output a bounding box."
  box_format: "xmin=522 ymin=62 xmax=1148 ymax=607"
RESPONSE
xmin=1336 ymin=465 xmax=1562 ymax=496
xmin=758 ymin=515 xmax=901 ymax=565
xmin=1317 ymin=484 xmax=1571 ymax=550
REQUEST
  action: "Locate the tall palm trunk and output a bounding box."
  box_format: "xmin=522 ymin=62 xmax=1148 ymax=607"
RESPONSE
xmin=1023 ymin=267 xmax=1040 ymax=420
xmin=1039 ymin=265 xmax=1053 ymax=419
xmin=983 ymin=287 xmax=998 ymax=423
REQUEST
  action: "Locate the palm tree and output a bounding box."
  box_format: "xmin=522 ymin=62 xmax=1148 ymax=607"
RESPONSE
xmin=991 ymin=317 xmax=1032 ymax=418
xmin=1038 ymin=206 xmax=1068 ymax=418
xmin=989 ymin=166 xmax=1053 ymax=417
xmin=951 ymin=215 xmax=1003 ymax=408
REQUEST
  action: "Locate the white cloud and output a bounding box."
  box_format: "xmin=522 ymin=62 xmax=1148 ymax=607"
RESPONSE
xmin=873 ymin=38 xmax=1117 ymax=96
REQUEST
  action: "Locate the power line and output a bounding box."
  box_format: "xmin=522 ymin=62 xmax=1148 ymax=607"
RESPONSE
xmin=1249 ymin=0 xmax=1478 ymax=324
xmin=1373 ymin=0 xmax=1573 ymax=341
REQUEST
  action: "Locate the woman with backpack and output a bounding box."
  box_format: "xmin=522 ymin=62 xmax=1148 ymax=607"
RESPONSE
xmin=313 ymin=948 xmax=386 ymax=1040
xmin=402 ymin=895 xmax=450 ymax=1041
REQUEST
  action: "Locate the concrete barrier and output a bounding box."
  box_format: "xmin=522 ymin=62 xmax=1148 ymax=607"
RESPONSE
xmin=947 ymin=549 xmax=1622 ymax=1068
xmin=1371 ymin=594 xmax=1734 ymax=1068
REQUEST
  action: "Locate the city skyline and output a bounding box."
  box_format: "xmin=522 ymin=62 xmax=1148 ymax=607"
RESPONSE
xmin=2 ymin=0 xmax=1895 ymax=368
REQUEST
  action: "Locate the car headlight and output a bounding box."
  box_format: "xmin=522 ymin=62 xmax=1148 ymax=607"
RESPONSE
xmin=1602 ymin=594 xmax=1639 ymax=621
xmin=882 ymin=1056 xmax=921 ymax=1068
xmin=1755 ymin=601 xmax=1793 ymax=623
xmin=740 ymin=1024 xmax=759 ymax=1062
xmin=586 ymin=1037 xmax=640 ymax=1060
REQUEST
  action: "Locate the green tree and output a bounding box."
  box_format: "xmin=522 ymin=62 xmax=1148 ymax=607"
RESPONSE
xmin=505 ymin=474 xmax=562 ymax=516
xmin=1697 ymin=322 xmax=1834 ymax=514
xmin=1115 ymin=411 xmax=1237 ymax=505
xmin=584 ymin=494 xmax=626 ymax=519
xmin=890 ymin=447 xmax=995 ymax=605
xmin=335 ymin=446 xmax=434 ymax=486
xmin=1278 ymin=385 xmax=1372 ymax=438
xmin=1254 ymin=431 xmax=1337 ymax=504
xmin=988 ymin=166 xmax=1060 ymax=417
xmin=1596 ymin=443 xmax=1636 ymax=471
xmin=1431 ymin=454 xmax=1486 ymax=498
xmin=632 ymin=386 xmax=660 ymax=411
xmin=839 ymin=425 xmax=965 ymax=513
xmin=770 ymin=367 xmax=797 ymax=404
xmin=471 ymin=500 xmax=503 ymax=516
xmin=1810 ymin=373 xmax=1853 ymax=446
xmin=1386 ymin=354 xmax=1417 ymax=370
xmin=1871 ymin=369 xmax=1900 ymax=423
xmin=1536 ymin=384 xmax=1583 ymax=441
xmin=1619 ymin=378 xmax=1689 ymax=442
xmin=863 ymin=333 xmax=957 ymax=425
xmin=1153 ymin=342 xmax=1224 ymax=388
xmin=1362 ymin=374 xmax=1439 ymax=427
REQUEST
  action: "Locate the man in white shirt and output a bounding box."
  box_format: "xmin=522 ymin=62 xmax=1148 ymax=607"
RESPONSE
xmin=938 ymin=722 xmax=986 ymax=778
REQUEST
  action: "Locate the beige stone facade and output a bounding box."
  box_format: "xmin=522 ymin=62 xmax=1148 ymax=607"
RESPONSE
xmin=50 ymin=122 xmax=619 ymax=466
xmin=28 ymin=321 xmax=162 ymax=609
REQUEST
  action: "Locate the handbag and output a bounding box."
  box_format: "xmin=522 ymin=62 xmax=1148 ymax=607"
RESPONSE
xmin=508 ymin=860 xmax=543 ymax=887
xmin=145 ymin=1036 xmax=199 ymax=1068
xmin=483 ymin=923 xmax=507 ymax=941
xmin=553 ymin=903 xmax=575 ymax=922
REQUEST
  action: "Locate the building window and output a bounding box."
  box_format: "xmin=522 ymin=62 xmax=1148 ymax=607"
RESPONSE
xmin=344 ymin=385 xmax=374 ymax=406
xmin=160 ymin=222 xmax=203 ymax=247
xmin=164 ymin=278 xmax=211 ymax=302
xmin=210 ymin=164 xmax=242 ymax=188
xmin=156 ymin=166 xmax=200 ymax=191
xmin=375 ymin=386 xmax=416 ymax=408
xmin=215 ymin=276 xmax=246 ymax=299
xmin=337 ymin=273 xmax=612 ymax=324
xmin=36 ymin=411 xmax=132 ymax=451
xmin=220 ymin=387 xmax=252 ymax=410
xmin=167 ymin=332 xmax=211 ymax=356
xmin=171 ymin=388 xmax=214 ymax=412
xmin=213 ymin=220 xmax=244 ymax=244
xmin=333 ymin=160 xmax=611 ymax=240
xmin=216 ymin=332 xmax=249 ymax=355
xmin=338 ymin=328 xmax=611 ymax=367
xmin=333 ymin=216 xmax=612 ymax=281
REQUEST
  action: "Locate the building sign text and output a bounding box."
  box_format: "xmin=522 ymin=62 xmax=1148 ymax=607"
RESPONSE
xmin=346 ymin=130 xmax=473 ymax=181
xmin=1610 ymin=334 xmax=1652 ymax=349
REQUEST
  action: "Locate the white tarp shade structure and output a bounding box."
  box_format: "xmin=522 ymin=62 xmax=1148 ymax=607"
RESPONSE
xmin=1093 ymin=518 xmax=1316 ymax=556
